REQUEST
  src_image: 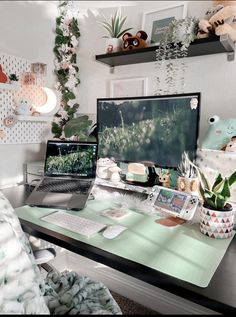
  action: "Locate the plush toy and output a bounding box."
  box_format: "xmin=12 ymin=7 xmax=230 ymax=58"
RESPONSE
xmin=201 ymin=115 xmax=236 ymax=150
xmin=122 ymin=31 xmax=148 ymax=51
xmin=224 ymin=135 xmax=236 ymax=152
xmin=15 ymin=99 xmax=33 ymax=116
xmin=0 ymin=64 xmax=8 ymax=83
xmin=197 ymin=1 xmax=236 ymax=42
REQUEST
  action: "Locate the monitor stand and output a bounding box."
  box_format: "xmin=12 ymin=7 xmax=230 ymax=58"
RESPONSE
xmin=95 ymin=177 xmax=153 ymax=195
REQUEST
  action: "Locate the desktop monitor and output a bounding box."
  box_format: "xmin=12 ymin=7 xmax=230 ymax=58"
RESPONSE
xmin=97 ymin=93 xmax=200 ymax=169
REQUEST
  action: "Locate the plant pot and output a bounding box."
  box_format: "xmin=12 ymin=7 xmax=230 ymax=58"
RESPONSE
xmin=105 ymin=38 xmax=122 ymax=53
xmin=177 ymin=176 xmax=199 ymax=195
xmin=200 ymin=204 xmax=235 ymax=239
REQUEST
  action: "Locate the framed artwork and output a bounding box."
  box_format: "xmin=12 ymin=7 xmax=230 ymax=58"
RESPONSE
xmin=142 ymin=3 xmax=187 ymax=45
xmin=110 ymin=77 xmax=148 ymax=98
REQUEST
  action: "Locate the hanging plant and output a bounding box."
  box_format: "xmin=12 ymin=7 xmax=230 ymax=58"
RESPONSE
xmin=52 ymin=1 xmax=81 ymax=139
xmin=155 ymin=17 xmax=198 ymax=95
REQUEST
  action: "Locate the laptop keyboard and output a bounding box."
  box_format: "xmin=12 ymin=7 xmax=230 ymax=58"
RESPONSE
xmin=36 ymin=178 xmax=91 ymax=194
xmin=41 ymin=211 xmax=107 ymax=238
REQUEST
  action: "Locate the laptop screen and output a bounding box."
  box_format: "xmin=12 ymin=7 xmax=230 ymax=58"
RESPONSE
xmin=44 ymin=140 xmax=97 ymax=178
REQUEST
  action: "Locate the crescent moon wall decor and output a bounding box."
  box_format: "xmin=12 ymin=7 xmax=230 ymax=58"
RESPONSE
xmin=33 ymin=86 xmax=58 ymax=114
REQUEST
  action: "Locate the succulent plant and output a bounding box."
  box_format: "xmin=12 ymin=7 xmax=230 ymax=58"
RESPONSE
xmin=187 ymin=156 xmax=236 ymax=210
xmin=99 ymin=8 xmax=132 ymax=38
xmin=197 ymin=169 xmax=236 ymax=211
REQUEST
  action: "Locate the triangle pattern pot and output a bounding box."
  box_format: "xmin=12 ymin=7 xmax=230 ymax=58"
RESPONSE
xmin=200 ymin=206 xmax=235 ymax=239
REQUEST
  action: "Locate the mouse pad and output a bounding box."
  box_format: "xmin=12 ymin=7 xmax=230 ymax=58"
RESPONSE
xmin=16 ymin=200 xmax=235 ymax=288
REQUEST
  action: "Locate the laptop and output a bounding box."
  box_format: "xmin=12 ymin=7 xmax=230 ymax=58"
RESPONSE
xmin=26 ymin=140 xmax=98 ymax=210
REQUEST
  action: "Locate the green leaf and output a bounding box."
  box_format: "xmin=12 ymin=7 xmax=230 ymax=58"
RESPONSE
xmin=55 ymin=27 xmax=63 ymax=35
xmin=117 ymin=27 xmax=133 ymax=38
xmin=64 ymin=115 xmax=93 ymax=138
xmin=220 ymin=178 xmax=231 ymax=200
xmin=212 ymin=174 xmax=224 ymax=192
xmin=55 ymin=35 xmax=64 ymax=45
xmin=229 ymin=171 xmax=236 ymax=187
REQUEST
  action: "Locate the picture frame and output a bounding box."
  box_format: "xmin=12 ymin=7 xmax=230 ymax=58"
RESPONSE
xmin=110 ymin=77 xmax=148 ymax=98
xmin=142 ymin=2 xmax=187 ymax=45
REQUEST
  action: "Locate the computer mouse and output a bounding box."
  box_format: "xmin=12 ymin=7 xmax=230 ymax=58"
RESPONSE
xmin=102 ymin=225 xmax=127 ymax=239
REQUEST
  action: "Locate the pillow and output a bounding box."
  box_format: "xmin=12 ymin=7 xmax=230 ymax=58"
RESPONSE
xmin=0 ymin=191 xmax=50 ymax=314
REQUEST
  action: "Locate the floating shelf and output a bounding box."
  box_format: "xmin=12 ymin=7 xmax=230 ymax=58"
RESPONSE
xmin=95 ymin=35 xmax=235 ymax=68
xmin=16 ymin=115 xmax=52 ymax=122
xmin=0 ymin=82 xmax=19 ymax=91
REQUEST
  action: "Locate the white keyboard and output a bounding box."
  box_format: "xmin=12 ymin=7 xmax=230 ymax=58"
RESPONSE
xmin=41 ymin=211 xmax=107 ymax=238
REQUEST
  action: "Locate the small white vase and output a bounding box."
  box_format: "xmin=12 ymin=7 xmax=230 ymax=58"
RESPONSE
xmin=200 ymin=205 xmax=235 ymax=239
xmin=105 ymin=38 xmax=122 ymax=53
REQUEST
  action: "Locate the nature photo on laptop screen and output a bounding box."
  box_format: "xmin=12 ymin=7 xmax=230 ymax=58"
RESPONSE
xmin=44 ymin=141 xmax=97 ymax=177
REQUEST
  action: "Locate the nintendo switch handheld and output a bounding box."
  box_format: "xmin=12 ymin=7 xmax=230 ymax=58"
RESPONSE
xmin=146 ymin=186 xmax=199 ymax=221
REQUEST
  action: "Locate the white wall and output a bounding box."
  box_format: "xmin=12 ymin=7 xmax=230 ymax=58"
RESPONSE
xmin=0 ymin=0 xmax=236 ymax=187
xmin=0 ymin=0 xmax=57 ymax=188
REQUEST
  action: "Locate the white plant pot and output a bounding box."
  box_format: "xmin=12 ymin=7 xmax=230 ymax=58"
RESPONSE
xmin=200 ymin=205 xmax=235 ymax=239
xmin=105 ymin=38 xmax=122 ymax=53
xmin=177 ymin=176 xmax=199 ymax=195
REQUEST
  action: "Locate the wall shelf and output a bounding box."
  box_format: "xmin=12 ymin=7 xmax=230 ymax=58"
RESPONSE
xmin=16 ymin=115 xmax=52 ymax=122
xmin=95 ymin=35 xmax=235 ymax=68
xmin=0 ymin=82 xmax=19 ymax=91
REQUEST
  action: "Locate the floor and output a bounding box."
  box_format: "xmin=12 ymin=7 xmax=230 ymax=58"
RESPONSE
xmin=110 ymin=291 xmax=159 ymax=315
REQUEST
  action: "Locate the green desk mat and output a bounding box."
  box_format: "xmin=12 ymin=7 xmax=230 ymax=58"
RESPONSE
xmin=16 ymin=200 xmax=235 ymax=288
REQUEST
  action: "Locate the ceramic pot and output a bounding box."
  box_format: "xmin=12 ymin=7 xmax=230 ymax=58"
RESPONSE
xmin=105 ymin=38 xmax=122 ymax=53
xmin=177 ymin=176 xmax=199 ymax=195
xmin=200 ymin=204 xmax=235 ymax=239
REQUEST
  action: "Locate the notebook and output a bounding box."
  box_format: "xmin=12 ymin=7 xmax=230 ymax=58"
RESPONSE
xmin=25 ymin=140 xmax=98 ymax=210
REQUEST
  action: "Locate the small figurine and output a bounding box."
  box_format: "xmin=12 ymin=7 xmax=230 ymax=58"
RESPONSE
xmin=159 ymin=170 xmax=171 ymax=188
xmin=109 ymin=165 xmax=122 ymax=182
xmin=96 ymin=158 xmax=117 ymax=179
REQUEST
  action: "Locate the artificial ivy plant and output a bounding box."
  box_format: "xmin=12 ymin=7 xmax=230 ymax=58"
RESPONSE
xmin=155 ymin=17 xmax=198 ymax=95
xmin=51 ymin=1 xmax=81 ymax=139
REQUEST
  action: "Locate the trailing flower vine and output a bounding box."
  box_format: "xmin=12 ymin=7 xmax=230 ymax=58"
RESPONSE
xmin=52 ymin=1 xmax=80 ymax=139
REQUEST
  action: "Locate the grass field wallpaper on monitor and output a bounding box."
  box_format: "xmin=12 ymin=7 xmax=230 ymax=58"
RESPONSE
xmin=97 ymin=94 xmax=200 ymax=168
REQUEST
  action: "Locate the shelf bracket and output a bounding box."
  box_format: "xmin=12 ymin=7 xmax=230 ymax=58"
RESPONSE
xmin=220 ymin=34 xmax=235 ymax=61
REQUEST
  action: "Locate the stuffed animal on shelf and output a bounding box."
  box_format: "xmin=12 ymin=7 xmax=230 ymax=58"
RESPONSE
xmin=14 ymin=99 xmax=33 ymax=116
xmin=197 ymin=1 xmax=236 ymax=42
xmin=0 ymin=64 xmax=8 ymax=83
xmin=224 ymin=135 xmax=236 ymax=152
xmin=122 ymin=31 xmax=148 ymax=51
xmin=201 ymin=115 xmax=236 ymax=150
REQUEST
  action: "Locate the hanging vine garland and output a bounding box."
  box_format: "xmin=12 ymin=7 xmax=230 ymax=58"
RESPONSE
xmin=52 ymin=1 xmax=80 ymax=139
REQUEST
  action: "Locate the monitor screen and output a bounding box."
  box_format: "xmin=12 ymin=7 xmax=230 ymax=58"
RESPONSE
xmin=44 ymin=140 xmax=97 ymax=177
xmin=97 ymin=93 xmax=200 ymax=168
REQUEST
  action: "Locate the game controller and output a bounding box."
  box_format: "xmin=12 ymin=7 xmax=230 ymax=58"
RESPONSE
xmin=146 ymin=185 xmax=199 ymax=221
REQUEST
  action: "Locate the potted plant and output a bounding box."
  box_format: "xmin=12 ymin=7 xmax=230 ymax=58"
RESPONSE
xmin=194 ymin=165 xmax=236 ymax=239
xmin=98 ymin=8 xmax=132 ymax=53
xmin=177 ymin=151 xmax=199 ymax=195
